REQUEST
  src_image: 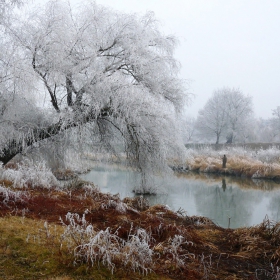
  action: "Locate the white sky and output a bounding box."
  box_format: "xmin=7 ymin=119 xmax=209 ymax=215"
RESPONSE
xmin=91 ymin=0 xmax=280 ymax=118
xmin=36 ymin=0 xmax=280 ymax=119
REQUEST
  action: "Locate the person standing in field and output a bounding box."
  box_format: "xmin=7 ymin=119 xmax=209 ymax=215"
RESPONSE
xmin=222 ymin=155 xmax=227 ymax=168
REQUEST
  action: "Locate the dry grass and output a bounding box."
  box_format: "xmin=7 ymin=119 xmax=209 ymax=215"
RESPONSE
xmin=1 ymin=179 xmax=280 ymax=279
xmin=186 ymin=153 xmax=280 ymax=180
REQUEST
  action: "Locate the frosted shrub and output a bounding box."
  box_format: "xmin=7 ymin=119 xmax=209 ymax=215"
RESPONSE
xmin=1 ymin=159 xmax=58 ymax=188
xmin=163 ymin=235 xmax=193 ymax=267
xmin=61 ymin=212 xmax=154 ymax=274
xmin=63 ymin=149 xmax=94 ymax=173
xmin=100 ymin=199 xmax=129 ymax=214
xmin=186 ymin=146 xmax=280 ymax=165
xmin=122 ymin=227 xmax=153 ymax=274
xmin=60 ymin=211 xmax=92 ymax=249
xmin=74 ymin=228 xmax=122 ymax=273
xmin=0 ymin=185 xmax=28 ymax=205
xmin=255 ymin=147 xmax=280 ymax=163
xmin=61 ymin=212 xmax=122 ymax=273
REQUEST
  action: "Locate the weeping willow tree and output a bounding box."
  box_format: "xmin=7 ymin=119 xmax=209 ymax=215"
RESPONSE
xmin=0 ymin=0 xmax=188 ymax=192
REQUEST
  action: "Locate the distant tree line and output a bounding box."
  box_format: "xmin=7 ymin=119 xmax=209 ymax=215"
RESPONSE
xmin=182 ymin=87 xmax=280 ymax=144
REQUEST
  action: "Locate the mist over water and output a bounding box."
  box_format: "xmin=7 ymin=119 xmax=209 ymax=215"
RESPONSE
xmin=80 ymin=163 xmax=280 ymax=228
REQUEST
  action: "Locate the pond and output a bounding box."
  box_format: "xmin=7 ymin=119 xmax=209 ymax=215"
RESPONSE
xmin=80 ymin=163 xmax=280 ymax=229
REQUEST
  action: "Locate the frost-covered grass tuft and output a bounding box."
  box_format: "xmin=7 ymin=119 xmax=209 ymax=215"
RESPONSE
xmin=0 ymin=185 xmax=28 ymax=206
xmin=163 ymin=234 xmax=194 ymax=267
xmin=60 ymin=212 xmax=154 ymax=274
xmin=1 ymin=159 xmax=58 ymax=188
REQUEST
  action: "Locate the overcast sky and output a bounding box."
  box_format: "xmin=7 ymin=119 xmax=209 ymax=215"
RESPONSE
xmin=87 ymin=0 xmax=280 ymax=118
xmin=36 ymin=0 xmax=280 ymax=119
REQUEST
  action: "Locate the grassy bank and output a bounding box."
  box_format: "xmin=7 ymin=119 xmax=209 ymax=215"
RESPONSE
xmin=182 ymin=146 xmax=280 ymax=180
xmin=1 ymin=173 xmax=280 ymax=279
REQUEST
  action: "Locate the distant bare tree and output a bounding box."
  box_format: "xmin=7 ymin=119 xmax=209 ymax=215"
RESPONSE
xmin=182 ymin=116 xmax=196 ymax=143
xmin=270 ymin=106 xmax=280 ymax=140
xmin=235 ymin=117 xmax=256 ymax=143
xmin=272 ymin=106 xmax=280 ymax=119
xmin=195 ymin=88 xmax=253 ymax=144
xmin=223 ymin=88 xmax=253 ymax=143
xmin=196 ymin=91 xmax=228 ymax=144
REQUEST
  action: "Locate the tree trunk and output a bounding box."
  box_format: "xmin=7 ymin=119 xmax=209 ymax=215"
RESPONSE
xmin=215 ymin=133 xmax=220 ymax=144
xmin=0 ymin=106 xmax=113 ymax=165
xmin=226 ymin=133 xmax=233 ymax=144
xmin=0 ymin=121 xmax=64 ymax=165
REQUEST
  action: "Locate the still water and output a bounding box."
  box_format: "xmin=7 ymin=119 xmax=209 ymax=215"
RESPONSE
xmin=80 ymin=163 xmax=280 ymax=229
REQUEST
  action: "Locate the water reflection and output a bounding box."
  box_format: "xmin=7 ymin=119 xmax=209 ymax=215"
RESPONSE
xmin=222 ymin=178 xmax=226 ymax=191
xmin=80 ymin=163 xmax=280 ymax=228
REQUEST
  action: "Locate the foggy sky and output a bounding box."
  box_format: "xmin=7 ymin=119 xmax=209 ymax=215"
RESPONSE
xmin=96 ymin=0 xmax=280 ymax=118
xmin=36 ymin=0 xmax=280 ymax=119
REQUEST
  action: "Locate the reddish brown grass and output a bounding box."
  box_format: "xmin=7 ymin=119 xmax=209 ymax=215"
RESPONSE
xmin=1 ymin=182 xmax=280 ymax=279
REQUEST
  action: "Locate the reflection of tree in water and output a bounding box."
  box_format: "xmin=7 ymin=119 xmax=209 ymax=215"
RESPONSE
xmin=82 ymin=165 xmax=171 ymax=206
xmin=82 ymin=165 xmax=280 ymax=228
xmin=177 ymin=171 xmax=280 ymax=191
xmin=193 ymin=180 xmax=263 ymax=228
xmin=267 ymin=192 xmax=280 ymax=221
xmin=222 ymin=178 xmax=226 ymax=192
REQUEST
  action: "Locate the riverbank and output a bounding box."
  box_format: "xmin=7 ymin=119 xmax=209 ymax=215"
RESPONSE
xmin=1 ymin=176 xmax=280 ymax=279
xmin=175 ymin=145 xmax=280 ymax=180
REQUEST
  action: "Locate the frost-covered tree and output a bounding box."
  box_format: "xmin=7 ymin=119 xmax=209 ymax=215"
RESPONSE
xmin=196 ymin=91 xmax=228 ymax=144
xmin=272 ymin=106 xmax=280 ymax=131
xmin=181 ymin=116 xmax=196 ymax=143
xmin=269 ymin=106 xmax=280 ymax=141
xmin=223 ymin=88 xmax=253 ymax=143
xmin=0 ymin=0 xmax=26 ymax=25
xmin=195 ymin=87 xmax=253 ymax=144
xmin=0 ymin=1 xmax=188 ymax=190
xmin=234 ymin=116 xmax=256 ymax=143
xmin=250 ymin=118 xmax=276 ymax=143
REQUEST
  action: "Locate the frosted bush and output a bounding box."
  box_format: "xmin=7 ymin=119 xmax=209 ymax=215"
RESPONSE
xmin=74 ymin=228 xmax=122 ymax=273
xmin=122 ymin=227 xmax=153 ymax=274
xmin=1 ymin=159 xmax=58 ymax=188
xmin=255 ymin=147 xmax=280 ymax=163
xmin=0 ymin=185 xmax=28 ymax=205
xmin=63 ymin=149 xmax=94 ymax=173
xmin=61 ymin=212 xmax=154 ymax=274
xmin=100 ymin=199 xmax=129 ymax=214
xmin=163 ymin=235 xmax=193 ymax=267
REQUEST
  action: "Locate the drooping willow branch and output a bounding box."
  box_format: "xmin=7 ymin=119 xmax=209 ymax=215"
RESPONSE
xmin=0 ymin=106 xmax=112 ymax=165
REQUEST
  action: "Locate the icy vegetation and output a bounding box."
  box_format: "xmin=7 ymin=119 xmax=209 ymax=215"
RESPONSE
xmin=60 ymin=211 xmax=190 ymax=274
xmin=183 ymin=145 xmax=280 ymax=179
xmin=185 ymin=145 xmax=280 ymax=163
xmin=0 ymin=159 xmax=58 ymax=188
xmin=0 ymin=0 xmax=188 ymax=194
xmin=1 ymin=150 xmax=280 ymax=278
